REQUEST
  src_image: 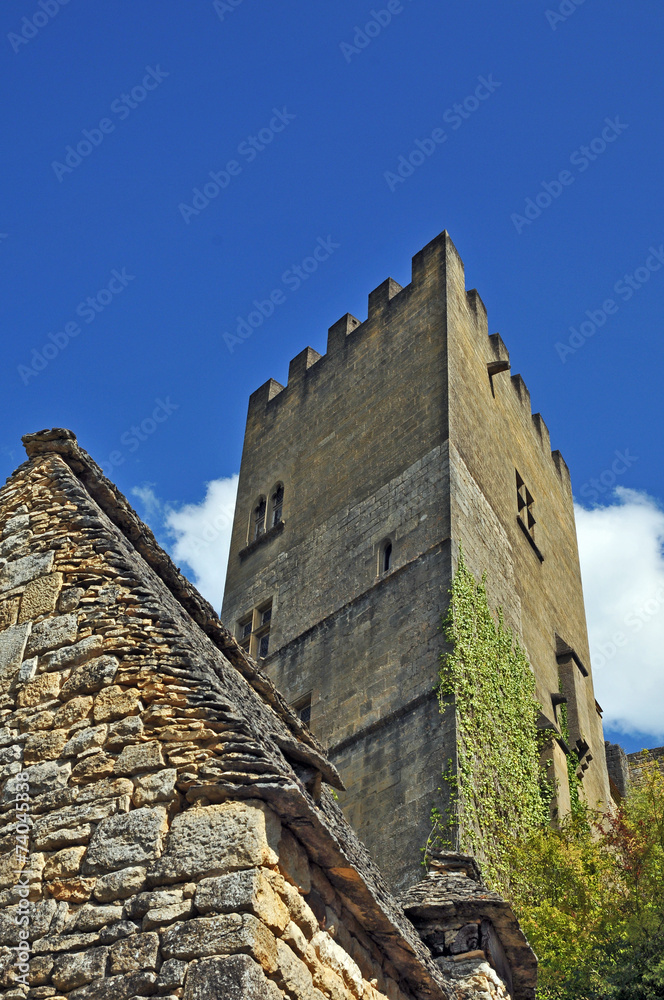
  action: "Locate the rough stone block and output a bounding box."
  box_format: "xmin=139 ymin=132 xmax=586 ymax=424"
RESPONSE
xmin=3 ymin=760 xmax=71 ymax=802
xmin=132 ymin=768 xmax=178 ymax=807
xmin=54 ymin=695 xmax=94 ymax=727
xmin=83 ymin=806 xmax=169 ymax=874
xmin=0 ymin=622 xmax=32 ymax=681
xmin=69 ymin=904 xmax=124 ymax=932
xmin=63 ymin=724 xmax=109 ymax=758
xmin=25 ymin=613 xmax=78 ymax=657
xmin=18 ymin=573 xmax=63 ymax=623
xmin=274 ymin=937 xmax=325 ymax=1000
xmin=44 ymin=846 xmax=87 ymax=880
xmin=0 ymin=551 xmax=54 ymax=593
xmin=109 ymin=931 xmax=160 ymax=973
xmin=23 ymin=729 xmax=68 ymax=763
xmin=93 ymin=866 xmax=147 ymax=903
xmin=162 ymin=912 xmax=278 ymax=971
xmin=60 ymin=656 xmax=119 ymax=699
xmin=93 ymin=685 xmax=142 ymax=722
xmin=68 ymin=970 xmax=158 ymax=1000
xmin=195 ymin=869 xmax=289 ymax=933
xmin=148 ymin=800 xmax=280 ymax=885
xmin=143 ymin=899 xmax=193 ymax=930
xmin=44 ymin=635 xmax=104 ymax=672
xmin=16 ymin=671 xmax=62 ymax=707
xmin=2 ymin=513 xmax=30 ymax=538
xmin=46 ymin=877 xmax=97 ymax=903
xmin=0 ymin=596 xmax=20 ymax=630
xmin=115 ymin=740 xmax=165 ymax=776
xmin=182 ymin=954 xmax=283 ymax=1000
xmin=278 ymin=827 xmax=312 ymax=893
xmin=71 ymin=753 xmax=115 ymax=784
xmin=52 ymin=946 xmax=109 ymax=991
xmin=157 ymin=958 xmax=188 ymax=991
xmin=311 ymin=930 xmax=363 ymax=995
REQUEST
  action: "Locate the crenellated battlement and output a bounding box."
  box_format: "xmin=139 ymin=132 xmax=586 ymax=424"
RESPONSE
xmin=246 ymin=229 xmax=568 ymax=480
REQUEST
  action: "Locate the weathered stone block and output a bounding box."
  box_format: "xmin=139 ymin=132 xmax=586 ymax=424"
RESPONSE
xmin=83 ymin=806 xmax=168 ymax=874
xmin=143 ymin=899 xmax=193 ymax=930
xmin=44 ymin=635 xmax=104 ymax=672
xmin=60 ymin=656 xmax=119 ymax=699
xmin=5 ymin=760 xmax=71 ymax=801
xmin=275 ymin=937 xmax=326 ymax=1000
xmin=195 ymin=869 xmax=289 ymax=933
xmin=311 ymin=930 xmax=363 ymax=996
xmin=109 ymin=931 xmax=160 ymax=974
xmin=68 ymin=970 xmax=158 ymax=1000
xmin=16 ymin=671 xmax=62 ymax=707
xmin=63 ymin=724 xmax=109 ymax=758
xmin=182 ymin=954 xmax=283 ymax=1000
xmin=71 ymin=753 xmax=115 ymax=784
xmin=148 ymin=800 xmax=280 ymax=885
xmin=157 ymin=957 xmax=188 ymax=991
xmin=0 ymin=623 xmax=32 ymax=681
xmin=132 ymin=768 xmax=177 ymax=807
xmin=46 ymin=877 xmax=96 ymax=903
xmin=23 ymin=729 xmax=68 ymax=763
xmin=0 ymin=551 xmax=54 ymax=593
xmin=0 ymin=596 xmax=20 ymax=630
xmin=161 ymin=912 xmax=278 ymax=971
xmin=278 ymin=827 xmax=312 ymax=893
xmin=69 ymin=904 xmax=124 ymax=932
xmin=93 ymin=866 xmax=147 ymax=903
xmin=43 ymin=846 xmax=87 ymax=880
xmin=115 ymin=740 xmax=165 ymax=776
xmin=2 ymin=513 xmax=30 ymax=538
xmin=93 ymin=685 xmax=142 ymax=722
xmin=25 ymin=613 xmax=78 ymax=658
xmin=18 ymin=573 xmax=63 ymax=624
xmin=54 ymin=695 xmax=94 ymax=727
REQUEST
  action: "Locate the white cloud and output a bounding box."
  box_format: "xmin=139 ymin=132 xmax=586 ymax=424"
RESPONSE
xmin=575 ymin=488 xmax=664 ymax=741
xmin=132 ymin=476 xmax=238 ymax=612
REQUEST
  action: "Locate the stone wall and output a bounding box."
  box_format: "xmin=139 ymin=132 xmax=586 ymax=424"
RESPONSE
xmin=0 ymin=432 xmax=452 ymax=1000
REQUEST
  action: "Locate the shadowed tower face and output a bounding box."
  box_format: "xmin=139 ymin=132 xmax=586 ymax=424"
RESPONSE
xmin=221 ymin=230 xmax=611 ymax=893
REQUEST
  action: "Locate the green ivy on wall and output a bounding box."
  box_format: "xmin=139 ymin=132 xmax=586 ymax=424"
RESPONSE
xmin=433 ymin=554 xmax=552 ymax=888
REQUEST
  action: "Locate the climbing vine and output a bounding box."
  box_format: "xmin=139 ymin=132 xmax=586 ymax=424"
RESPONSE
xmin=558 ymin=695 xmax=584 ymax=821
xmin=433 ymin=554 xmax=552 ymax=889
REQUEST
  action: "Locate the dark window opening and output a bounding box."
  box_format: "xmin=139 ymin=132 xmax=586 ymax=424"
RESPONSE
xmin=294 ymin=695 xmax=312 ymax=727
xmin=383 ymin=542 xmax=392 ymax=573
xmin=271 ymin=484 xmax=284 ymax=527
xmin=254 ymin=497 xmax=266 ymax=540
xmin=259 ymin=634 xmax=270 ymax=658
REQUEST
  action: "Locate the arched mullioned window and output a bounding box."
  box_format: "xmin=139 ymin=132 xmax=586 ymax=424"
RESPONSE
xmin=270 ymin=483 xmax=284 ymax=527
xmin=378 ymin=538 xmax=393 ymax=575
xmin=253 ymin=496 xmax=267 ymax=540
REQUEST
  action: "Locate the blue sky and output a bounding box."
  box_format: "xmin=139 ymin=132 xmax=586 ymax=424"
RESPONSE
xmin=1 ymin=0 xmax=663 ymax=752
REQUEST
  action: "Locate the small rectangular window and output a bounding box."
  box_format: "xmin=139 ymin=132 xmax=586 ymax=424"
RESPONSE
xmin=259 ymin=634 xmax=270 ymax=658
xmin=293 ymin=694 xmax=312 ymax=727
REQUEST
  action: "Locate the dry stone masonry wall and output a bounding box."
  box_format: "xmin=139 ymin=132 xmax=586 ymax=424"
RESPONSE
xmin=0 ymin=433 xmax=455 ymax=1000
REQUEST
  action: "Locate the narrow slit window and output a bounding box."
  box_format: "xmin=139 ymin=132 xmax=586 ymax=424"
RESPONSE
xmin=378 ymin=538 xmax=393 ymax=575
xmin=271 ymin=484 xmax=284 ymax=527
xmin=293 ymin=694 xmax=312 ymax=727
xmin=383 ymin=542 xmax=392 ymax=573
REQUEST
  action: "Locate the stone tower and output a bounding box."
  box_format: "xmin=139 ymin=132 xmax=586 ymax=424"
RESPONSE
xmin=221 ymin=231 xmax=611 ymax=893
